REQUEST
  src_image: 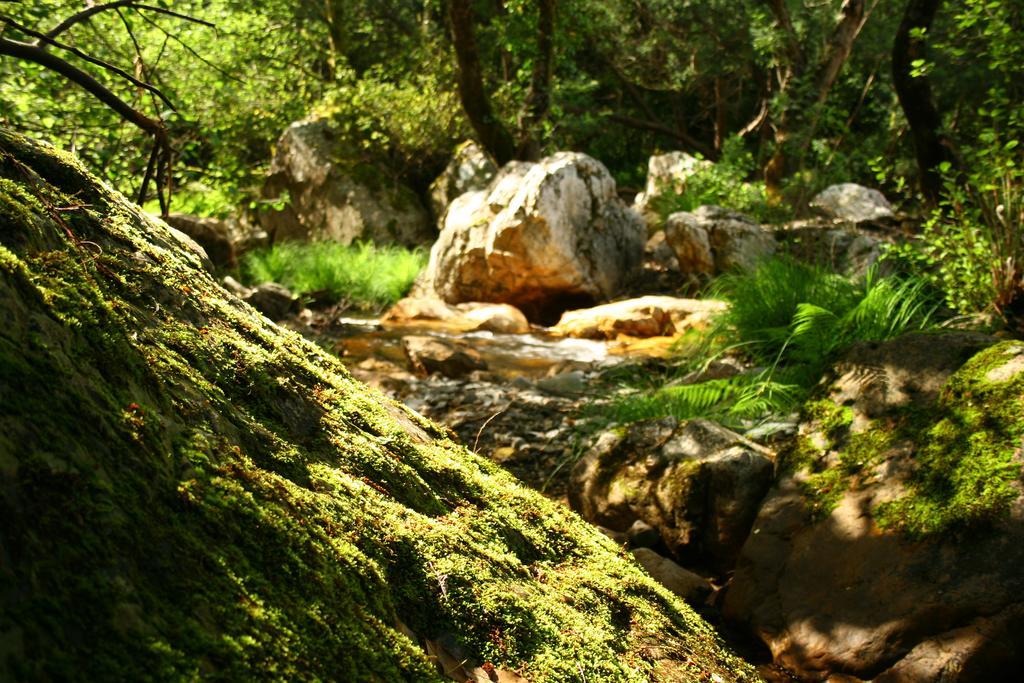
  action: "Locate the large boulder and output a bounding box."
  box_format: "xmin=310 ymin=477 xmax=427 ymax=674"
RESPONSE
xmin=0 ymin=130 xmax=758 ymax=681
xmin=810 ymin=182 xmax=895 ymax=224
xmin=551 ymin=296 xmax=727 ymax=340
xmin=570 ymin=417 xmax=775 ymax=572
xmin=665 ymin=206 xmax=776 ymax=279
xmin=427 ymin=141 xmax=498 ymax=221
xmin=259 ymin=119 xmax=432 ymax=246
xmin=634 ymin=152 xmax=712 ymax=231
xmin=723 ymin=332 xmax=1024 ymax=681
xmin=421 ymin=153 xmax=646 ymax=323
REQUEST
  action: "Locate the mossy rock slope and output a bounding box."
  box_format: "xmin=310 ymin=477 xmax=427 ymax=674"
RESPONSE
xmin=724 ymin=333 xmax=1024 ymax=681
xmin=0 ymin=130 xmax=756 ymax=682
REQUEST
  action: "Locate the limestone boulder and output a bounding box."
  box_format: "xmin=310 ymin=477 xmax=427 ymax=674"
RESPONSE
xmin=382 ymin=297 xmax=529 ymax=334
xmin=259 ymin=119 xmax=432 ymax=246
xmin=428 ymin=140 xmax=498 ymax=220
xmin=723 ymin=333 xmax=1024 ymax=681
xmin=634 ymin=152 xmax=712 ymax=231
xmin=551 ymin=296 xmax=727 ymax=340
xmin=665 ymin=206 xmax=776 ymax=279
xmin=570 ymin=417 xmax=775 ymax=572
xmin=810 ymin=182 xmax=895 ymax=224
xmin=421 ymin=152 xmax=646 ymax=322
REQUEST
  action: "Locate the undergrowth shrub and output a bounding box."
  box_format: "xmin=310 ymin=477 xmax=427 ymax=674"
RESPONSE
xmin=887 ymin=151 xmax=1024 ymax=327
xmin=649 ymin=136 xmax=792 ymax=224
xmin=241 ymin=241 xmax=426 ymax=310
xmin=599 ymin=257 xmax=938 ymax=427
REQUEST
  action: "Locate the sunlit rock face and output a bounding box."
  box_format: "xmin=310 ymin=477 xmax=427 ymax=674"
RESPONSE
xmin=428 ymin=140 xmax=498 ymax=221
xmin=422 ymin=152 xmax=645 ymax=323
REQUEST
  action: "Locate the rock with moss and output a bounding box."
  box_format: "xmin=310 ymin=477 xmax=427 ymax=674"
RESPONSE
xmin=258 ymin=119 xmax=433 ymax=247
xmin=570 ymin=417 xmax=775 ymax=574
xmin=421 ymin=152 xmax=646 ymax=323
xmin=0 ymin=130 xmax=758 ymax=682
xmin=633 ymin=152 xmax=713 ymax=233
xmin=724 ymin=332 xmax=1024 ymax=681
xmin=428 ymin=141 xmax=498 ymax=221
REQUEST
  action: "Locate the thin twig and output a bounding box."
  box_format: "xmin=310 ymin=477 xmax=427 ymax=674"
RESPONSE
xmin=473 ymin=404 xmax=510 ymax=452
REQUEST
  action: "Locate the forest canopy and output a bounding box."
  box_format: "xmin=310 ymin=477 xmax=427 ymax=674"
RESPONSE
xmin=2 ymin=0 xmax=1021 ymax=214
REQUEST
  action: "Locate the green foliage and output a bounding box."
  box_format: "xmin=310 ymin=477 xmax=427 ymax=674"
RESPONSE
xmin=887 ymin=152 xmax=1024 ymax=319
xmin=711 ymin=257 xmax=936 ymax=369
xmin=791 ymin=342 xmax=1024 ymax=537
xmin=600 ymin=258 xmax=937 ymax=428
xmin=241 ymin=241 xmax=426 ymax=310
xmin=649 ymin=137 xmax=789 ymax=223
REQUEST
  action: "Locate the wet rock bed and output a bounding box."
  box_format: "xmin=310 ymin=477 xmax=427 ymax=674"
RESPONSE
xmin=280 ymin=304 xmax=670 ymax=500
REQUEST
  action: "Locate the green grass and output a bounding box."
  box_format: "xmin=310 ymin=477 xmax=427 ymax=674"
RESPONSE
xmin=596 ymin=257 xmax=939 ymax=428
xmin=241 ymin=240 xmax=427 ymax=310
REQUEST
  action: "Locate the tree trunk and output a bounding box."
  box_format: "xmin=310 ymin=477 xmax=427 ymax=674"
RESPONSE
xmin=892 ymin=0 xmax=951 ymax=203
xmin=448 ymin=0 xmax=517 ymax=165
xmin=517 ymin=0 xmax=555 ymax=160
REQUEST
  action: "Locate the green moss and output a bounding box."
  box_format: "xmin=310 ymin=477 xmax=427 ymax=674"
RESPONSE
xmin=0 ymin=130 xmax=757 ymax=682
xmin=875 ymin=342 xmax=1024 ymax=536
xmin=786 ymin=341 xmax=1023 ymax=537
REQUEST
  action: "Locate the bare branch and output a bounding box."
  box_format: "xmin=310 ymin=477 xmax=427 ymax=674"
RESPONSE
xmin=0 ymin=15 xmax=176 ymax=112
xmin=44 ymin=1 xmax=215 ymax=42
xmin=0 ymin=36 xmax=166 ymax=141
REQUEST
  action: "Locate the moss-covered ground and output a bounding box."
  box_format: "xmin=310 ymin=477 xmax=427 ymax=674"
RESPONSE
xmin=0 ymin=130 xmax=756 ymax=681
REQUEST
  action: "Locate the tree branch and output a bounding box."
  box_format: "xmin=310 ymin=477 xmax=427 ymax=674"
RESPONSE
xmin=1 ymin=16 xmax=176 ymax=112
xmin=44 ymin=1 xmax=215 ymax=42
xmin=0 ymin=37 xmax=166 ymax=141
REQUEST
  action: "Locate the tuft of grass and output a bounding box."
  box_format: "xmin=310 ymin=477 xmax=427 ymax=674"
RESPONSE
xmin=597 ymin=257 xmax=938 ymax=428
xmin=241 ymin=240 xmax=427 ymax=310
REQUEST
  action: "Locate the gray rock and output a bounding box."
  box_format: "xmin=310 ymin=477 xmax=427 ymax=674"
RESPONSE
xmin=570 ymin=417 xmax=775 ymax=572
xmin=810 ymin=183 xmax=895 ymax=224
xmin=633 ymin=152 xmax=712 ymax=232
xmin=244 ymin=282 xmax=298 ymax=320
xmin=421 ymin=152 xmax=646 ymax=322
xmin=164 ymin=214 xmax=236 ymax=269
xmin=722 ymin=333 xmax=1024 ymax=682
xmin=428 ymin=141 xmax=498 ymax=220
xmin=258 ymin=119 xmax=432 ymax=247
xmin=627 ymin=519 xmax=661 ymax=548
xmin=665 ymin=206 xmax=776 ymax=279
xmin=774 ymin=220 xmax=888 ymax=277
xmin=402 ymin=335 xmax=487 ymax=378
